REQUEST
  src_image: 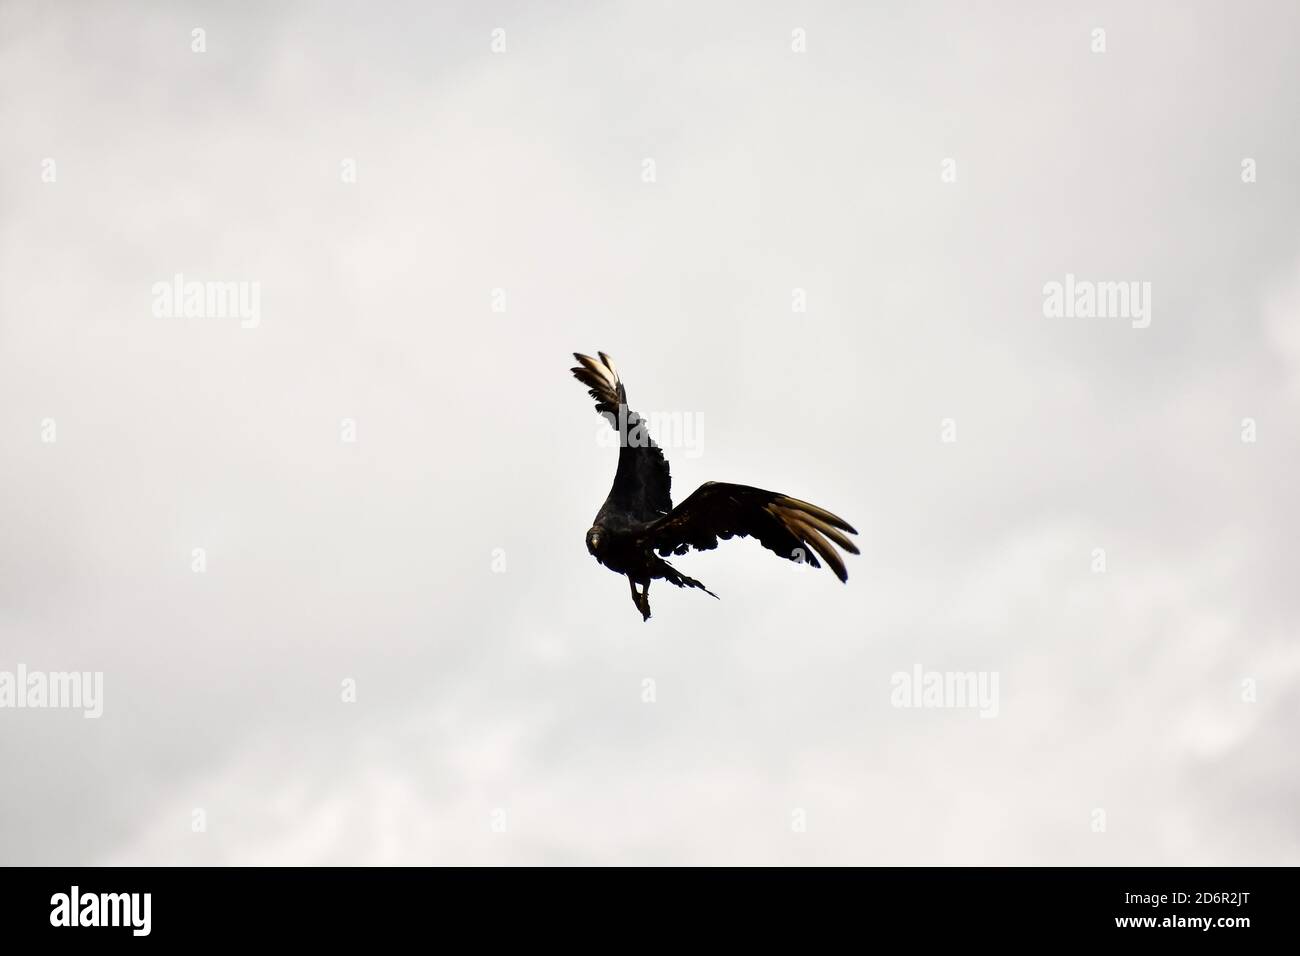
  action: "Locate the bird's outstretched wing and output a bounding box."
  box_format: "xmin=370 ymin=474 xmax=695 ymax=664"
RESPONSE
xmin=644 ymin=481 xmax=858 ymax=581
xmin=571 ymin=352 xmax=672 ymax=522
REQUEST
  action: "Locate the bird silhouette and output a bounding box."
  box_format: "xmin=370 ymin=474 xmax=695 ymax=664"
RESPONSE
xmin=572 ymin=351 xmax=859 ymax=620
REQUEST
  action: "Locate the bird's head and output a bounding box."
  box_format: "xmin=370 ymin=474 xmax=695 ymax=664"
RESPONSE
xmin=585 ymin=527 xmax=605 ymax=559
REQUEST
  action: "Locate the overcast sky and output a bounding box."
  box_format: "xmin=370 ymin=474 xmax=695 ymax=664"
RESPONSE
xmin=1 ymin=0 xmax=1298 ymax=865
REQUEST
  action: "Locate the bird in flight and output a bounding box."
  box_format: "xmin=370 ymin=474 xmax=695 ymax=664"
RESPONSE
xmin=571 ymin=352 xmax=859 ymax=621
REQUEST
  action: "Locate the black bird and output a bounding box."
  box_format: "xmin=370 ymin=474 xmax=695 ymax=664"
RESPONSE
xmin=571 ymin=351 xmax=859 ymax=620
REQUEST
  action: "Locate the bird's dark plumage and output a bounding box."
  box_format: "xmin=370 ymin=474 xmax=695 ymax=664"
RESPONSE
xmin=572 ymin=352 xmax=859 ymax=621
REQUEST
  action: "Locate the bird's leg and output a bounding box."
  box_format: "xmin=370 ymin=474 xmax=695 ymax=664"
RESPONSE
xmin=628 ymin=576 xmax=651 ymax=622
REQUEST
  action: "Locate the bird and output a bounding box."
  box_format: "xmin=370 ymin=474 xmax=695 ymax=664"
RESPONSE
xmin=571 ymin=351 xmax=859 ymax=621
